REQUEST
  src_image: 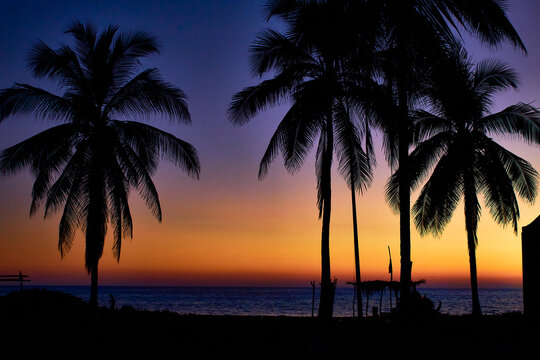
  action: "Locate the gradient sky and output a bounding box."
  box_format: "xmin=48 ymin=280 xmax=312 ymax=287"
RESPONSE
xmin=0 ymin=0 xmax=538 ymax=288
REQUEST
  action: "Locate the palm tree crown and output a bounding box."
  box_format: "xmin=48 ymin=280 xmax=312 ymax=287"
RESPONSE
xmin=0 ymin=23 xmax=200 ymax=306
xmin=229 ymin=1 xmax=373 ymax=317
xmin=386 ymin=46 xmax=539 ymax=315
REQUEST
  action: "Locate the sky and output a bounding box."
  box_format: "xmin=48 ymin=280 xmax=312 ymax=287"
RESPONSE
xmin=0 ymin=0 xmax=538 ymax=288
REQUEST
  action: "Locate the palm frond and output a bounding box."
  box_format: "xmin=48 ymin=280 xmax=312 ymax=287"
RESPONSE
xmin=474 ymin=58 xmax=519 ymax=96
xmin=0 ymin=84 xmax=72 ymax=123
xmin=333 ymin=102 xmax=373 ymax=193
xmin=44 ymin=143 xmax=89 ymax=218
xmin=30 ymin=140 xmax=75 ymax=216
xmin=27 ymin=41 xmax=87 ymax=90
xmin=250 ymin=28 xmax=316 ymax=76
xmin=0 ymin=124 xmax=78 ymax=176
xmin=105 ymin=154 xmax=133 ymax=262
xmin=476 ymin=146 xmax=521 ymax=233
xmin=441 ymin=0 xmax=526 ymax=52
xmin=479 ymin=103 xmax=540 ymax=144
xmin=228 ymin=65 xmax=307 ymax=125
xmin=280 ymin=100 xmax=322 ymax=174
xmin=412 ymin=148 xmax=464 ymax=236
xmin=386 ymin=131 xmax=453 ymax=212
xmin=114 ymin=120 xmax=200 ymax=179
xmin=315 ymin=122 xmax=332 ymax=218
xmin=58 ymin=171 xmax=86 ymax=258
xmin=105 ymin=68 xmax=190 ymax=122
xmin=65 ymin=22 xmax=97 ymax=65
xmin=110 ymin=30 xmax=161 ymax=87
xmin=411 ymin=109 xmax=452 ymax=144
xmin=490 ymin=141 xmax=538 ymax=204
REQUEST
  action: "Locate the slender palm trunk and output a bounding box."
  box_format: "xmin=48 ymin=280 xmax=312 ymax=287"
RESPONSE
xmin=393 ymin=13 xmax=413 ymax=313
xmin=318 ymin=113 xmax=335 ymax=319
xmin=397 ymin=83 xmax=412 ymax=314
xmin=351 ymin=186 xmax=363 ymax=318
xmin=87 ymin=202 xmax=104 ymax=308
xmin=466 ymin=228 xmax=481 ymax=316
xmin=87 ymin=138 xmax=107 ymax=308
xmin=464 ymin=172 xmax=482 ymax=316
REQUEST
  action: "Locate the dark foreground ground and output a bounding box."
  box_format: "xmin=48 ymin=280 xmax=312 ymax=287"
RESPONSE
xmin=0 ymin=289 xmax=537 ymax=359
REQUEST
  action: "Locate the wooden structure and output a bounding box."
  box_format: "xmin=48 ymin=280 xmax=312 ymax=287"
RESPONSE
xmin=348 ymin=279 xmax=426 ymax=316
xmin=0 ymin=271 xmax=30 ymax=291
xmin=522 ymin=215 xmax=540 ymax=320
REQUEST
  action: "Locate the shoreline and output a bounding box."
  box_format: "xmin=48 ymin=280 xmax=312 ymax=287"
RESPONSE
xmin=0 ymin=285 xmax=524 ymax=317
xmin=1 ymin=288 xmax=536 ymax=359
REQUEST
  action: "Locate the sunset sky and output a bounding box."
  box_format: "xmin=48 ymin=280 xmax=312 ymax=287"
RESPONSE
xmin=0 ymin=0 xmax=538 ymax=288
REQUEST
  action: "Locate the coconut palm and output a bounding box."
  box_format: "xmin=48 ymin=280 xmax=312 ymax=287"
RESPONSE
xmin=386 ymin=46 xmax=539 ymax=316
xmin=0 ymin=23 xmax=200 ymax=306
xmin=353 ymin=0 xmax=527 ymax=312
xmin=229 ymin=1 xmax=373 ymax=318
xmin=336 ymin=102 xmax=376 ymax=318
xmin=266 ymin=0 xmax=527 ymax=313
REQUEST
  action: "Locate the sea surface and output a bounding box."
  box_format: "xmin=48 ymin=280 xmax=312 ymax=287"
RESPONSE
xmin=0 ymin=286 xmax=523 ymax=317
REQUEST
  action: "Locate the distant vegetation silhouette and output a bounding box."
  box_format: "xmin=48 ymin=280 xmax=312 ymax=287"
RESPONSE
xmin=386 ymin=44 xmax=539 ymax=316
xmin=231 ymin=0 xmax=529 ymax=317
xmin=0 ymin=23 xmax=200 ymax=307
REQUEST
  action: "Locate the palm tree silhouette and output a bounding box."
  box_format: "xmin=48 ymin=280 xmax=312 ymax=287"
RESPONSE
xmin=0 ymin=23 xmax=200 ymax=306
xmin=336 ymin=102 xmax=375 ymax=318
xmin=386 ymin=46 xmax=539 ymax=316
xmin=365 ymin=0 xmax=527 ymax=312
xmin=229 ymin=1 xmax=372 ymax=318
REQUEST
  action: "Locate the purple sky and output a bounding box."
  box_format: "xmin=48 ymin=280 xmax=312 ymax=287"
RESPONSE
xmin=0 ymin=0 xmax=538 ymax=286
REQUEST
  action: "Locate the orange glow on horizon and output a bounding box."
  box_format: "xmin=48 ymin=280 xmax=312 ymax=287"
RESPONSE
xmin=0 ymin=138 xmax=536 ymax=289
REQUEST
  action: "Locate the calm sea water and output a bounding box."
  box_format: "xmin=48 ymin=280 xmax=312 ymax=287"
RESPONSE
xmin=0 ymin=286 xmax=523 ymax=317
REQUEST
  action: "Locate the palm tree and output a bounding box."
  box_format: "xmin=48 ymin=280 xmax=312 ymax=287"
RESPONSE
xmin=265 ymin=0 xmax=527 ymax=315
xmin=386 ymin=46 xmax=539 ymax=316
xmin=229 ymin=1 xmax=372 ymax=318
xmin=336 ymin=102 xmax=375 ymax=318
xmin=360 ymin=0 xmax=528 ymax=313
xmin=0 ymin=23 xmax=200 ymax=307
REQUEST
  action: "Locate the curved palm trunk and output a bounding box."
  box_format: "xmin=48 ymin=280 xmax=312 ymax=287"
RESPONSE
xmin=464 ymin=172 xmax=482 ymax=317
xmin=318 ymin=113 xmax=335 ymax=319
xmin=351 ymin=185 xmax=363 ymax=318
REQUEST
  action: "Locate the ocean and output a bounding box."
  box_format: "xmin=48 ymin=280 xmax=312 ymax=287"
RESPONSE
xmin=0 ymin=286 xmax=523 ymax=317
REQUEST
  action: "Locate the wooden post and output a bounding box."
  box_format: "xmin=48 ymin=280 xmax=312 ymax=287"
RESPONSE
xmin=523 ymin=215 xmax=540 ymax=320
xmin=0 ymin=273 xmax=29 ymax=289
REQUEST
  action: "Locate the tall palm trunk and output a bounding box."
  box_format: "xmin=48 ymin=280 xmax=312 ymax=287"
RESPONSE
xmin=397 ymin=82 xmax=412 ymax=314
xmin=394 ymin=12 xmax=413 ymax=313
xmin=466 ymin=227 xmax=481 ymax=316
xmin=87 ymin=197 xmax=105 ymax=308
xmin=87 ymin=139 xmax=107 ymax=308
xmin=464 ymin=171 xmax=482 ymax=316
xmin=318 ymin=112 xmax=335 ymax=319
xmin=351 ymin=181 xmax=363 ymax=318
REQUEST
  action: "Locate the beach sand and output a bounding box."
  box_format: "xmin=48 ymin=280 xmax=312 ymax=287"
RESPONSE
xmin=0 ymin=289 xmax=536 ymax=359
